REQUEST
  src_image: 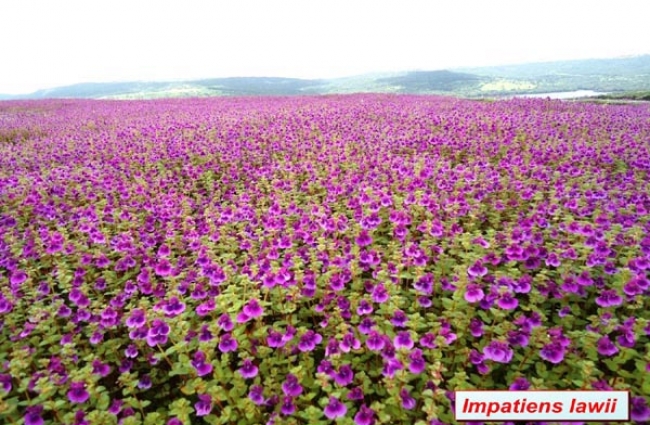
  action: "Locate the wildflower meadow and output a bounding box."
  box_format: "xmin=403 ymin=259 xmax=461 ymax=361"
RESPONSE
xmin=0 ymin=95 xmax=649 ymax=424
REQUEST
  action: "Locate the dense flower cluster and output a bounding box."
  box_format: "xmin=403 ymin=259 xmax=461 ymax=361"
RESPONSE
xmin=1 ymin=95 xmax=649 ymax=424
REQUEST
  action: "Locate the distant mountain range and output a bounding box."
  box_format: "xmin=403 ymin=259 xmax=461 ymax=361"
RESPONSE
xmin=1 ymin=55 xmax=649 ymax=100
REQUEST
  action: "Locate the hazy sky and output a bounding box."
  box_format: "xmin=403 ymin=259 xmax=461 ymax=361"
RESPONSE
xmin=1 ymin=0 xmax=649 ymax=94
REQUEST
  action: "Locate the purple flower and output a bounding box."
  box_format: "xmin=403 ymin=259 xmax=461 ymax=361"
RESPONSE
xmin=558 ymin=306 xmax=572 ymax=318
xmin=58 ymin=304 xmax=72 ymax=318
xmin=347 ymin=387 xmax=365 ymax=401
xmin=218 ymin=333 xmax=238 ymax=353
xmin=472 ymin=236 xmax=490 ymax=248
xmin=195 ymin=394 xmax=212 ymax=416
xmin=509 ymin=377 xmax=530 ymax=390
xmin=414 ymin=274 xmax=434 ymax=295
xmin=358 ymin=317 xmax=376 ymax=334
xmin=623 ymin=280 xmax=642 ymax=296
xmin=119 ymin=359 xmax=133 ymax=373
xmin=158 ymin=244 xmax=171 ymax=257
xmin=334 ymin=364 xmax=355 ymax=386
xmin=524 ymin=256 xmax=541 ymax=270
xmin=357 ymin=299 xmax=373 ymax=315
xmin=330 ymin=273 xmax=346 ymax=291
xmin=400 ymin=388 xmax=416 ymax=410
xmin=513 ymin=277 xmax=531 ymax=294
xmin=243 ymin=299 xmax=263 ymax=318
xmin=0 ymin=374 xmax=12 ymax=392
xmin=146 ymin=319 xmax=170 ymax=347
xmin=528 ymin=312 xmax=542 ymax=327
xmin=72 ymin=410 xmax=89 ymax=425
xmin=591 ymin=380 xmax=613 ymax=391
xmin=617 ymin=329 xmax=636 ymax=348
xmin=137 ymin=375 xmax=152 ymax=390
xmin=281 ymin=374 xmax=303 ymax=397
xmin=354 ymin=404 xmax=375 ymax=425
xmin=129 ymin=325 xmax=148 ymax=341
xmin=237 ymin=359 xmax=258 ymax=379
xmin=419 ymin=332 xmax=437 ymax=349
xmin=0 ymin=296 xmax=13 ymax=314
xmin=283 ymin=325 xmax=297 ymax=343
xmin=119 ymin=408 xmax=135 ymax=422
xmin=469 ymin=318 xmax=484 ymax=337
xmin=108 ymin=399 xmax=123 ymax=415
xmin=476 ymin=362 xmax=490 ymax=375
xmin=280 ymin=396 xmax=295 ymax=416
xmin=91 ymin=359 xmax=111 ymax=377
xmin=576 ymin=272 xmax=593 ymax=287
xmin=205 ymin=264 xmax=226 ymax=286
xmin=298 ymin=330 xmax=323 ymax=352
xmin=67 ymin=381 xmax=89 ymax=403
xmin=249 ymin=385 xmax=265 ymax=405
xmin=340 ymin=332 xmax=361 ymax=352
xmin=317 ymin=360 xmax=334 ymax=375
xmin=418 ymin=296 xmax=432 ymax=308
xmin=236 ymin=312 xmax=250 ymax=323
xmin=267 ymin=330 xmax=285 ymax=348
xmin=89 ymin=331 xmax=103 ymax=345
xmin=595 ymin=289 xmax=623 ymax=307
xmin=198 ymin=325 xmax=213 ymax=342
xmin=539 ymin=342 xmax=566 ymax=364
xmin=163 ymin=297 xmax=186 ymax=317
xmin=24 ymin=405 xmax=44 ymax=425
xmin=191 ymin=351 xmax=213 ymax=377
xmin=124 ymin=345 xmax=138 ymax=359
xmin=390 ymin=310 xmax=408 ymax=327
xmin=630 ymin=396 xmax=650 ymax=422
xmin=408 ymin=349 xmax=426 ymax=374
xmin=366 ymin=331 xmax=385 ymax=351
xmin=496 ymin=293 xmax=518 ymax=310
xmin=464 ymin=284 xmax=485 ymax=303
xmin=217 ymin=313 xmax=234 ymax=331
xmin=381 ymin=342 xmax=397 ymax=360
xmin=483 ymin=341 xmax=513 ymax=363
xmin=508 ymin=330 xmax=530 ymax=347
xmin=356 ymin=230 xmax=373 ymax=247
xmin=10 ymin=270 xmax=28 ymax=286
xmin=596 ymin=336 xmax=619 ymax=357
xmin=154 ymin=259 xmax=173 ymax=276
xmin=467 ymin=261 xmax=488 ymax=278
xmin=394 ymin=331 xmax=414 ymax=350
xmin=635 ymin=275 xmax=649 ymax=290
xmin=324 ymin=396 xmax=347 ymax=419
xmin=371 ymin=283 xmax=389 ymax=303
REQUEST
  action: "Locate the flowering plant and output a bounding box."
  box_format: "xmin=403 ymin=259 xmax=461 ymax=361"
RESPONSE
xmin=1 ymin=95 xmax=649 ymax=424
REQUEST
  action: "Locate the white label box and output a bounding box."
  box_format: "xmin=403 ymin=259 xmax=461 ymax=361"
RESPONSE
xmin=455 ymin=390 xmax=630 ymax=422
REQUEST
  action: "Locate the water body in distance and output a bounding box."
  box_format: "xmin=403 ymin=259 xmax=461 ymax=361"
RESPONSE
xmin=512 ymin=90 xmax=607 ymax=99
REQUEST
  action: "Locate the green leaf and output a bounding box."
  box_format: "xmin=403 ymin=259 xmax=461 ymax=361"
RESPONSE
xmin=642 ymin=380 xmax=650 ymax=395
xmin=120 ymin=416 xmax=143 ymax=425
xmin=97 ymin=392 xmax=110 ymax=410
xmin=169 ymin=397 xmax=193 ymax=419
xmin=202 ymin=414 xmax=221 ymax=425
xmin=144 ymin=412 xmax=163 ymax=425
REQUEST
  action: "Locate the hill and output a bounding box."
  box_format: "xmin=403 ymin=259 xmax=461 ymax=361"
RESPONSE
xmin=458 ymin=55 xmax=650 ymax=96
xmin=1 ymin=55 xmax=649 ymax=99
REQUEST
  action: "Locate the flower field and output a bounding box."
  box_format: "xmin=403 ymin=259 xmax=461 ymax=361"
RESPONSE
xmin=1 ymin=94 xmax=649 ymax=424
